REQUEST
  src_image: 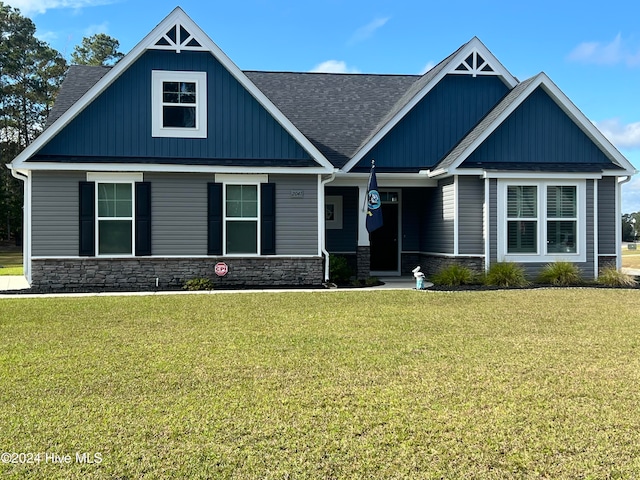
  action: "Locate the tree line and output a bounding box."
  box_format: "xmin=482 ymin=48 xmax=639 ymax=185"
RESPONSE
xmin=0 ymin=2 xmax=123 ymax=244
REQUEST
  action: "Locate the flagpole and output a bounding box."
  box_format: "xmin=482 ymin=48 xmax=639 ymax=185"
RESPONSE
xmin=363 ymin=159 xmax=375 ymax=212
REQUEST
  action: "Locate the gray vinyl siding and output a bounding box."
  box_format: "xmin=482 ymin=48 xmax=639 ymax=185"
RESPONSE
xmin=425 ymin=177 xmax=454 ymax=253
xmin=271 ymin=174 xmax=318 ymax=255
xmin=597 ymin=177 xmax=616 ymax=254
xmin=31 ymin=171 xmax=83 ymax=256
xmin=457 ymin=176 xmax=484 ymax=254
xmin=145 ymin=173 xmax=208 ymax=256
xmin=489 ymin=179 xmax=498 ymax=266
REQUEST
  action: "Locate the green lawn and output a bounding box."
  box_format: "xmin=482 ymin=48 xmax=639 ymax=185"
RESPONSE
xmin=622 ymin=246 xmax=640 ymax=269
xmin=0 ymin=247 xmax=23 ymax=276
xmin=1 ymin=290 xmax=640 ymax=478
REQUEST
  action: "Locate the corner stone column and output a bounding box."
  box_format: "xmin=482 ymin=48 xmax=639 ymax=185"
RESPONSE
xmin=356 ymin=246 xmax=370 ymax=279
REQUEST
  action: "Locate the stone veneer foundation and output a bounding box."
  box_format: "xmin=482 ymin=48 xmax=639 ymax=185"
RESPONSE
xmin=31 ymin=257 xmax=324 ymax=292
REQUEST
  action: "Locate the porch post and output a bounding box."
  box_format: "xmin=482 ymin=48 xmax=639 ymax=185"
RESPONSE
xmin=357 ymin=184 xmax=370 ymax=279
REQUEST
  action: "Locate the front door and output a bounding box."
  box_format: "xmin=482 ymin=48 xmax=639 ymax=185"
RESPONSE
xmin=370 ymin=193 xmax=399 ymax=272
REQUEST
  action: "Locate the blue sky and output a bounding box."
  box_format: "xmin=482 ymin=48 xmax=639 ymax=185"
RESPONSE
xmin=8 ymin=0 xmax=640 ymax=212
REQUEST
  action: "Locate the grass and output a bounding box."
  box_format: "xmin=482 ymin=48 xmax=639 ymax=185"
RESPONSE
xmin=1 ymin=290 xmax=640 ymax=478
xmin=622 ymin=246 xmax=640 ymax=269
xmin=0 ymin=247 xmax=23 ymax=276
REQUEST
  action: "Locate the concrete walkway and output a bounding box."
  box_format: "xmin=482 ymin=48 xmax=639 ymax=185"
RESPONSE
xmin=0 ymin=276 xmax=429 ymax=298
xmin=0 ymin=275 xmax=30 ymax=291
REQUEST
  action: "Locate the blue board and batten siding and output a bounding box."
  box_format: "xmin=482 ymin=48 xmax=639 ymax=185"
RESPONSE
xmin=464 ymin=87 xmax=613 ymax=167
xmin=36 ymin=50 xmax=311 ymax=162
xmin=355 ymin=75 xmax=509 ymax=171
xmin=325 ymin=187 xmax=359 ymax=253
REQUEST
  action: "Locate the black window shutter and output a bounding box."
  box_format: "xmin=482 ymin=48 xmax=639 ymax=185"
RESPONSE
xmin=261 ymin=183 xmax=276 ymax=255
xmin=79 ymin=181 xmax=95 ymax=256
xmin=208 ymin=183 xmax=223 ymax=255
xmin=135 ymin=182 xmax=152 ymax=256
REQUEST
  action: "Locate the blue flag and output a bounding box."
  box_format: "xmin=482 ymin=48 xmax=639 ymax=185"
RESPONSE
xmin=366 ymin=163 xmax=383 ymax=233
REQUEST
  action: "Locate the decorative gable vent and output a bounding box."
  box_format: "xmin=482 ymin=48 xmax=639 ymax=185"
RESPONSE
xmin=452 ymin=50 xmax=497 ymax=77
xmin=152 ymin=22 xmax=205 ymax=53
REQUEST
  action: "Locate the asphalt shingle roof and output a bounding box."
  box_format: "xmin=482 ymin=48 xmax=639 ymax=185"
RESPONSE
xmin=46 ymin=65 xmax=111 ymax=128
xmin=245 ymin=71 xmax=420 ymax=168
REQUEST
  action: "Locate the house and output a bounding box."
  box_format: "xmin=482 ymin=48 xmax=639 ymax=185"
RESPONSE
xmin=8 ymin=7 xmax=635 ymax=291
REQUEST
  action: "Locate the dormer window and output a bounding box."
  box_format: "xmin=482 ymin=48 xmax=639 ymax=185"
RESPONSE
xmin=152 ymin=70 xmax=207 ymax=138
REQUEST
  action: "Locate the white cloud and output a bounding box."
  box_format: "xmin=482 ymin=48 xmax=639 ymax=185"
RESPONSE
xmin=622 ymin=176 xmax=640 ymax=213
xmin=594 ymin=118 xmax=640 ymax=149
xmin=9 ymin=0 xmax=114 ymax=16
xmin=309 ymin=60 xmax=360 ymax=74
xmin=568 ymin=33 xmax=640 ymax=67
xmin=83 ymin=21 xmax=109 ymax=36
xmin=348 ymin=17 xmax=389 ymax=45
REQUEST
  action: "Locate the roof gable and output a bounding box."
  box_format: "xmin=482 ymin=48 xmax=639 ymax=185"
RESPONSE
xmin=433 ymin=73 xmax=636 ymax=176
xmin=342 ymin=37 xmax=518 ymax=172
xmin=11 ymin=7 xmax=334 ymax=172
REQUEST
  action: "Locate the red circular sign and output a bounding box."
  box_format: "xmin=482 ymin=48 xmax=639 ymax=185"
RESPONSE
xmin=214 ymin=262 xmax=228 ymax=277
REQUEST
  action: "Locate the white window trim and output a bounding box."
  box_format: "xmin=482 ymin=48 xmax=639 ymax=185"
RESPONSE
xmin=88 ymin=173 xmax=142 ymax=258
xmin=152 ymin=70 xmax=207 ymax=138
xmin=216 ymin=174 xmax=268 ymax=256
xmin=497 ymin=179 xmax=586 ymax=263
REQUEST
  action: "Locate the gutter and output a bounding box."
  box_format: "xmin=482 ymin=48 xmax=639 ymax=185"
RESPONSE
xmin=617 ymin=175 xmax=633 ymax=270
xmin=320 ymin=172 xmax=337 ymax=282
xmin=8 ymin=165 xmax=30 ymax=284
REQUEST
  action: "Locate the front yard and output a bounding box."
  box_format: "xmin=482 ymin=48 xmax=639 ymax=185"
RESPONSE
xmin=0 ymin=246 xmax=22 ymax=276
xmin=1 ymin=290 xmax=639 ymax=478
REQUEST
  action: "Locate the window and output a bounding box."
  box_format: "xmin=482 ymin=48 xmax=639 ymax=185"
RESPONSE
xmin=214 ymin=174 xmax=270 ymax=255
xmin=498 ymin=180 xmax=585 ymax=262
xmin=507 ymin=186 xmax=537 ymax=253
xmin=225 ymin=184 xmax=259 ymax=254
xmin=152 ymin=70 xmax=207 ymax=138
xmin=546 ymin=186 xmax=577 ymax=254
xmin=97 ymin=183 xmax=133 ymax=255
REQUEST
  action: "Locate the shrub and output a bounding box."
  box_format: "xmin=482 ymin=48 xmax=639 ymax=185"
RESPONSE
xmin=183 ymin=278 xmax=214 ymax=291
xmin=329 ymin=254 xmax=354 ymax=285
xmin=485 ymin=262 xmax=529 ymax=287
xmin=431 ymin=264 xmax=475 ymax=287
xmin=537 ymin=261 xmax=582 ymax=286
xmin=597 ymin=266 xmax=638 ymax=287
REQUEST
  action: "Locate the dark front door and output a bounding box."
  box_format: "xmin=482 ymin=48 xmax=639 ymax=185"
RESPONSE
xmin=370 ymin=203 xmax=399 ymax=271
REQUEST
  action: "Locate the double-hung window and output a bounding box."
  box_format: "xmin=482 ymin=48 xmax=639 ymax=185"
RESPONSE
xmin=498 ymin=180 xmax=585 ymax=262
xmin=97 ymin=183 xmax=133 ymax=255
xmin=225 ymin=184 xmax=259 ymax=254
xmin=152 ymin=70 xmax=207 ymax=138
xmin=215 ymin=174 xmax=269 ymax=255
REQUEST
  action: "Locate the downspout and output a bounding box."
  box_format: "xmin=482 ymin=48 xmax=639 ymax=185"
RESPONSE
xmin=319 ymin=172 xmax=336 ymax=282
xmin=617 ymin=176 xmax=632 ymax=270
xmin=9 ymin=167 xmax=30 ymax=284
